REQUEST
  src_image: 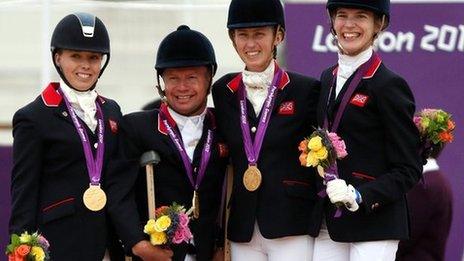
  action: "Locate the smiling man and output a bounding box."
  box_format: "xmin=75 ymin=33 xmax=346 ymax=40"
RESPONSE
xmin=114 ymin=25 xmax=228 ymax=261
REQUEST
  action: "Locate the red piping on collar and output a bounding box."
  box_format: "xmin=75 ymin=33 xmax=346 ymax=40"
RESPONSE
xmin=157 ymin=103 xmax=216 ymax=135
xmin=331 ymin=54 xmax=382 ymax=79
xmin=41 ymin=82 xmax=107 ymax=107
xmin=157 ymin=102 xmax=177 ymax=135
xmin=41 ymin=82 xmax=62 ymax=107
xmin=226 ymin=62 xmax=290 ymax=93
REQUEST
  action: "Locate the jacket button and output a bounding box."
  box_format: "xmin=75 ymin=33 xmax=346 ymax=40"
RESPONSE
xmin=251 ymin=127 xmax=257 ymax=133
xmin=371 ymin=203 xmax=380 ymax=210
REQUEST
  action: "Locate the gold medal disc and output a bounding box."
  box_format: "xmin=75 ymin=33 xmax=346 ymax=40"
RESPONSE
xmin=243 ymin=165 xmax=262 ymax=191
xmin=83 ymin=184 xmax=107 ymax=211
xmin=192 ymin=191 xmax=200 ymax=219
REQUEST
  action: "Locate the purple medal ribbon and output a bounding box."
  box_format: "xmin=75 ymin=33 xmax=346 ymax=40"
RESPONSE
xmin=323 ymin=52 xmax=379 ymax=132
xmin=159 ymin=111 xmax=213 ymax=190
xmin=58 ymin=88 xmax=105 ymax=185
xmin=238 ymin=68 xmax=283 ymax=166
xmin=320 ymin=52 xmax=379 ymax=217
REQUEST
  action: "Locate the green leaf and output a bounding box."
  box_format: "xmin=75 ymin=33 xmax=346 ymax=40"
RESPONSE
xmin=5 ymin=243 xmax=14 ymax=254
xmin=12 ymin=234 xmax=20 ymax=245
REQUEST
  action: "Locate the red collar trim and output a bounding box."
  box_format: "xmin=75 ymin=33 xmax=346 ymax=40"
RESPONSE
xmin=226 ymin=62 xmax=290 ymax=93
xmin=157 ymin=102 xmax=177 ymax=135
xmin=41 ymin=82 xmax=62 ymax=107
xmin=157 ymin=103 xmax=216 ymax=135
xmin=363 ymin=54 xmax=382 ymax=79
xmin=41 ymin=82 xmax=107 ymax=107
xmin=331 ymin=54 xmax=382 ymax=79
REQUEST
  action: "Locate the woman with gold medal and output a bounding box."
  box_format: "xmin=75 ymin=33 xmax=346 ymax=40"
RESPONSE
xmin=8 ymin=12 xmax=132 ymax=260
xmin=211 ymin=0 xmax=321 ymax=260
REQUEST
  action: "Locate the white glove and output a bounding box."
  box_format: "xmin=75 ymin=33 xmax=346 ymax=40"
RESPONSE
xmin=326 ymin=179 xmax=361 ymax=212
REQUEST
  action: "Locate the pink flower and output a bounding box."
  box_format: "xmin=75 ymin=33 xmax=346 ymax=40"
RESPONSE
xmin=178 ymin=213 xmax=189 ymax=228
xmin=38 ymin=235 xmax=50 ymax=249
xmin=172 ymin=229 xmax=186 ymax=244
xmin=327 ymin=132 xmax=347 ymax=158
xmin=181 ymin=227 xmax=193 ymax=242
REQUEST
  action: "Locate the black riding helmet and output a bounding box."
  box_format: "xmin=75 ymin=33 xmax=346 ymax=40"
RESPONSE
xmin=227 ymin=0 xmax=285 ymax=59
xmin=227 ymin=0 xmax=285 ymax=30
xmin=155 ymin=25 xmax=217 ymax=97
xmin=326 ymin=0 xmax=390 ymax=30
xmin=51 ymin=12 xmax=110 ymax=91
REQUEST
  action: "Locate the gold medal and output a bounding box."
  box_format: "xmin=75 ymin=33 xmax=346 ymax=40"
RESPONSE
xmin=192 ymin=190 xmax=200 ymax=219
xmin=83 ymin=184 xmax=107 ymax=211
xmin=243 ymin=165 xmax=262 ymax=191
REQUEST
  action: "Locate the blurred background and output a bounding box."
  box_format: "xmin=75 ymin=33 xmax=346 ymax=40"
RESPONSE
xmin=1 ymin=0 xmax=463 ymax=260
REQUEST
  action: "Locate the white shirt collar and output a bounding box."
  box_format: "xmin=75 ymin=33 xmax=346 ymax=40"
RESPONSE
xmin=167 ymin=106 xmax=207 ymax=131
xmin=242 ymin=61 xmax=275 ymax=90
xmin=59 ymin=80 xmax=98 ymax=132
xmin=338 ymin=46 xmax=373 ymax=79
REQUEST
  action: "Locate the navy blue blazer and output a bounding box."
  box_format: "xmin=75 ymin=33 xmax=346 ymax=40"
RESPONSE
xmin=9 ymin=82 xmax=123 ymax=260
xmin=212 ymin=64 xmax=321 ymax=242
xmin=315 ymin=55 xmax=423 ymax=242
xmin=110 ymin=104 xmax=228 ymax=261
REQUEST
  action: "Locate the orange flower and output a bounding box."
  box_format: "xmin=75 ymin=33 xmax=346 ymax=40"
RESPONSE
xmin=439 ymin=131 xmax=453 ymax=143
xmin=155 ymin=206 xmax=169 ymax=217
xmin=447 ymin=120 xmax=456 ymax=131
xmin=299 ymin=153 xmax=308 ymax=166
xmin=298 ymin=140 xmax=308 ymax=152
xmin=14 ymin=244 xmax=30 ymax=258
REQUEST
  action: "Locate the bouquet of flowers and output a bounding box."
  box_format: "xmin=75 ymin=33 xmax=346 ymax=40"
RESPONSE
xmin=144 ymin=203 xmax=193 ymax=246
xmin=5 ymin=231 xmax=50 ymax=261
xmin=298 ymin=128 xmax=348 ymax=179
xmin=414 ymin=108 xmax=455 ymax=158
xmin=299 ymin=128 xmax=348 ymax=217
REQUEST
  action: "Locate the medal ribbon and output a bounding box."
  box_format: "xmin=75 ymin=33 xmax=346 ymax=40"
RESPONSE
xmin=323 ymin=52 xmax=380 ymax=132
xmin=160 ymin=110 xmax=213 ymax=190
xmin=58 ymin=88 xmax=105 ymax=185
xmin=320 ymin=52 xmax=379 ymax=217
xmin=239 ymin=68 xmax=283 ymax=165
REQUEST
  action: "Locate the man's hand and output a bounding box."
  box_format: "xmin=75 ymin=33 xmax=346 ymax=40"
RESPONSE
xmin=132 ymin=240 xmax=173 ymax=261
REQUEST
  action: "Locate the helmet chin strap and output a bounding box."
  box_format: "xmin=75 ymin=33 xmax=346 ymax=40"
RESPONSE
xmin=155 ymin=72 xmax=167 ymax=102
xmin=52 ymin=51 xmax=107 ymax=92
xmin=55 ymin=64 xmax=98 ymax=92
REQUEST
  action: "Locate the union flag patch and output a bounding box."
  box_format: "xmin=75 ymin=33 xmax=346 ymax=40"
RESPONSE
xmin=278 ymin=101 xmax=295 ymax=115
xmin=108 ymin=119 xmax=118 ymax=134
xmin=350 ymin=94 xmax=369 ymax=107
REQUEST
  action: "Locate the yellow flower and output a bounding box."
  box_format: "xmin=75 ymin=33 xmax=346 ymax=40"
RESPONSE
xmin=19 ymin=232 xmax=32 ymax=244
xmin=308 ymin=136 xmax=323 ymax=151
xmin=150 ymin=231 xmax=167 ymax=245
xmin=30 ymin=246 xmax=45 ymax=261
xmin=144 ymin=219 xmax=157 ymax=234
xmin=314 ymin=147 xmax=328 ymax=160
xmin=154 ymin=215 xmax=171 ymax=232
xmin=421 ymin=117 xmax=430 ymax=129
xmin=306 ymin=151 xmax=319 ymax=167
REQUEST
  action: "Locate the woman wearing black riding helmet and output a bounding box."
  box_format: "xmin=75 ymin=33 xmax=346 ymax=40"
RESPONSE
xmin=8 ymin=12 xmax=151 ymax=260
xmin=212 ymin=0 xmax=321 ymax=260
xmin=312 ymin=1 xmax=422 ymax=260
